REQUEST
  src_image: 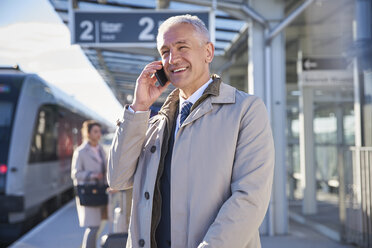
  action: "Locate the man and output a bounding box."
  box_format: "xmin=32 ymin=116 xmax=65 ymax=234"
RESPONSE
xmin=108 ymin=15 xmax=274 ymax=248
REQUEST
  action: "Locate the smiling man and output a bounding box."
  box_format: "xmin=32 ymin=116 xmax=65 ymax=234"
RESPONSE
xmin=108 ymin=15 xmax=275 ymax=248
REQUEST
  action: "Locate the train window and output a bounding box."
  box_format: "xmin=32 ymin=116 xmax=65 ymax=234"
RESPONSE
xmin=29 ymin=105 xmax=58 ymax=163
xmin=57 ymin=107 xmax=85 ymax=160
xmin=0 ymin=102 xmax=13 ymax=142
xmin=0 ymin=102 xmax=13 ymax=126
xmin=0 ymin=102 xmax=14 ymax=164
xmin=28 ymin=102 xmax=108 ymax=164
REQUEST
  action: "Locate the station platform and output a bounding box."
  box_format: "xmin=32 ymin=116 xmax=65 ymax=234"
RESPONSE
xmin=10 ymin=199 xmax=355 ymax=248
xmin=261 ymin=218 xmax=354 ymax=248
xmin=9 ymin=200 xmax=110 ymax=248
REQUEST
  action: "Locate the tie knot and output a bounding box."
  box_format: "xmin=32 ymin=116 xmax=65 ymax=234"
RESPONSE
xmin=180 ymin=101 xmax=193 ymax=127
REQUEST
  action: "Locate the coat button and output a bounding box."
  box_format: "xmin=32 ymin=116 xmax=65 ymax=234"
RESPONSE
xmin=139 ymin=239 xmax=145 ymax=247
xmin=116 ymin=119 xmax=122 ymax=126
xmin=144 ymin=192 xmax=150 ymax=199
xmin=150 ymin=146 xmax=156 ymax=153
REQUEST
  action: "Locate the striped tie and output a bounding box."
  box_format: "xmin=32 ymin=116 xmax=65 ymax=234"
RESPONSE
xmin=180 ymin=101 xmax=193 ymax=127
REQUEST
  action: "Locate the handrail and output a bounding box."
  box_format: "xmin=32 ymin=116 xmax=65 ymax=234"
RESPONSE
xmin=350 ymin=146 xmax=372 ymax=151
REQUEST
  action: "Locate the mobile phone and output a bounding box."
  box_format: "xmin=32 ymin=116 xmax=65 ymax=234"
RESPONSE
xmin=155 ymin=67 xmax=168 ymax=86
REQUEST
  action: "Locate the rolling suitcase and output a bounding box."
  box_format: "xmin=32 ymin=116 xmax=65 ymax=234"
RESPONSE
xmin=101 ymin=233 xmax=128 ymax=248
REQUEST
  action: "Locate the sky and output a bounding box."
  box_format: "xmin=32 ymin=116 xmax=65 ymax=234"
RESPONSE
xmin=0 ymin=0 xmax=123 ymax=123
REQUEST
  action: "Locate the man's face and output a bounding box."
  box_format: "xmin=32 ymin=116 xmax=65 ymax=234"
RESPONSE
xmin=157 ymin=23 xmax=214 ymax=94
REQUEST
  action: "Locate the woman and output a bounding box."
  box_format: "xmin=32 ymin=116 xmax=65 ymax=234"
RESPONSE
xmin=71 ymin=120 xmax=107 ymax=248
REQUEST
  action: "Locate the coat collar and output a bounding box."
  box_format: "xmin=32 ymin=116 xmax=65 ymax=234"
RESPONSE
xmin=158 ymin=74 xmax=235 ymax=115
xmin=158 ymin=88 xmax=179 ymax=121
xmin=158 ymin=74 xmax=236 ymax=128
xmin=194 ymin=74 xmax=235 ymax=109
xmin=81 ymin=141 xmax=103 ymax=164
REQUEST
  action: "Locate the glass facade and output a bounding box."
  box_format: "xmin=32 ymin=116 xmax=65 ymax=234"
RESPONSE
xmin=285 ymin=0 xmax=357 ymax=199
xmin=285 ymin=0 xmax=371 ymax=245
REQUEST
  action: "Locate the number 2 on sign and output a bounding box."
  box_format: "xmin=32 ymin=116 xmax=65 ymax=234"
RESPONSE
xmin=138 ymin=17 xmax=155 ymax=41
xmin=80 ymin=20 xmax=94 ymax=41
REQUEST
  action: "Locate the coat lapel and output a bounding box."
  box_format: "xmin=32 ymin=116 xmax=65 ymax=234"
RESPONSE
xmin=183 ymin=97 xmax=213 ymax=126
xmin=183 ymin=75 xmax=236 ymax=127
xmin=84 ymin=142 xmax=100 ymax=163
xmin=159 ymin=74 xmax=236 ymax=128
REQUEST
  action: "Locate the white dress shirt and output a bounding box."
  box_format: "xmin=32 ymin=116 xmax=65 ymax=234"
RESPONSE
xmin=175 ymin=78 xmax=213 ymax=135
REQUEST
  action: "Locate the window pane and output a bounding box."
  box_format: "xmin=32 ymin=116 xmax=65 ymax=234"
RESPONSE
xmin=0 ymin=102 xmax=13 ymax=127
xmin=29 ymin=105 xmax=58 ymax=163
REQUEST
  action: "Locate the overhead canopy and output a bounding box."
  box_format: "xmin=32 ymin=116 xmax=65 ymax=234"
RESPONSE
xmin=49 ymin=0 xmax=251 ymax=106
xmin=49 ymin=0 xmax=319 ymax=106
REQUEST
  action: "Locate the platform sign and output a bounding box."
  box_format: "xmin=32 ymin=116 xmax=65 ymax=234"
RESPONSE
xmin=300 ymin=57 xmax=353 ymax=87
xmin=71 ymin=10 xmax=210 ymax=47
xmin=302 ymin=58 xmax=348 ymax=71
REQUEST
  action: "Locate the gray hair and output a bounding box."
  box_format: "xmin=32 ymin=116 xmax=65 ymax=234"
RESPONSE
xmin=156 ymin=14 xmax=210 ymax=46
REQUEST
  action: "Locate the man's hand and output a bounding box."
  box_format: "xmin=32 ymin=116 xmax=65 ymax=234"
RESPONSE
xmin=131 ymin=61 xmax=170 ymax=111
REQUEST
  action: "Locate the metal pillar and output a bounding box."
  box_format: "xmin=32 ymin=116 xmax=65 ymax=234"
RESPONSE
xmin=247 ymin=14 xmax=265 ymax=99
xmin=353 ymin=0 xmax=371 ymax=148
xmin=156 ymin=0 xmax=170 ymax=9
xmin=247 ymin=1 xmax=272 ymax=235
xmin=269 ymin=23 xmax=288 ymax=235
xmin=249 ymin=0 xmax=314 ymax=235
xmin=299 ymin=86 xmax=317 ymax=214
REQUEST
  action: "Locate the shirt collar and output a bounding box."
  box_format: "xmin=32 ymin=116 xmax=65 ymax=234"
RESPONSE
xmin=179 ymin=78 xmax=213 ymax=113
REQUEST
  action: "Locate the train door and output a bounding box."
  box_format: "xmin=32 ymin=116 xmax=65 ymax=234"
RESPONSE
xmin=291 ymin=63 xmax=355 ymax=234
xmin=0 ymin=75 xmax=24 ymax=195
xmin=312 ymin=89 xmax=354 ymax=198
xmin=27 ymin=104 xmax=59 ymax=211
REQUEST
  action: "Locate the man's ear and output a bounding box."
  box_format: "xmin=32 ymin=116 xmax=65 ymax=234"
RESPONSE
xmin=205 ymin=42 xmax=215 ymax=63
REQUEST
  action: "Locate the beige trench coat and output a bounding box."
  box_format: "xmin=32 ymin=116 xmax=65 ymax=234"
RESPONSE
xmin=108 ymin=77 xmax=275 ymax=248
xmin=71 ymin=142 xmax=107 ymax=227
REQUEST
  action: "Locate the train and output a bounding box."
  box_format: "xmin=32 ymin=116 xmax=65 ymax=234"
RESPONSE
xmin=0 ymin=68 xmax=115 ymax=245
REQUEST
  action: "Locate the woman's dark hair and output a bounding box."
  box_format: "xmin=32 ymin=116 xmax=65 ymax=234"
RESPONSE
xmin=81 ymin=120 xmax=101 ymax=140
